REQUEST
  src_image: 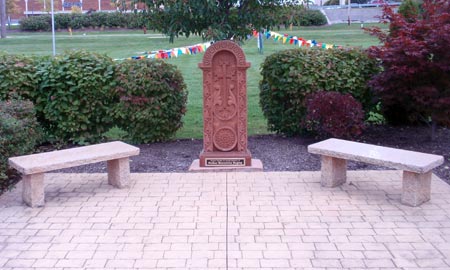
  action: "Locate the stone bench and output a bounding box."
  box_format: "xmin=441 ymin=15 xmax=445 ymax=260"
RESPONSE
xmin=307 ymin=138 xmax=444 ymax=207
xmin=8 ymin=141 xmax=140 ymax=207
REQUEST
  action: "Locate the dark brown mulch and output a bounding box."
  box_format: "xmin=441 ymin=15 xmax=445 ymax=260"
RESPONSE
xmin=58 ymin=125 xmax=450 ymax=184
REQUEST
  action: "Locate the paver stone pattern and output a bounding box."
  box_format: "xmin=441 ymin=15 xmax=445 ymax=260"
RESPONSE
xmin=1 ymin=171 xmax=450 ymax=269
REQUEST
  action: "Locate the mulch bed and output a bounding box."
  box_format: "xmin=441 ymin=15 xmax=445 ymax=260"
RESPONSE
xmin=56 ymin=125 xmax=450 ymax=184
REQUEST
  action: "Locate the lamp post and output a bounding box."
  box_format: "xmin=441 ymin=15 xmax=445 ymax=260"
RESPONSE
xmin=51 ymin=0 xmax=56 ymax=55
xmin=347 ymin=0 xmax=351 ymax=25
xmin=1 ymin=0 xmax=6 ymax=38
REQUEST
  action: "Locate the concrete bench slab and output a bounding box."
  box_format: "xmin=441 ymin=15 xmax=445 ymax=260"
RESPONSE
xmin=308 ymin=138 xmax=444 ymax=207
xmin=8 ymin=141 xmax=140 ymax=207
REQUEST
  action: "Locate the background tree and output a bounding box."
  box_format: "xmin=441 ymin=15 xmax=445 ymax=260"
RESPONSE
xmin=7 ymin=0 xmax=19 ymax=14
xmin=141 ymin=0 xmax=301 ymax=42
xmin=34 ymin=0 xmax=51 ymax=12
xmin=111 ymin=0 xmax=136 ymax=12
xmin=366 ymin=0 xmax=450 ymax=139
xmin=397 ymin=0 xmax=421 ymax=22
xmin=1 ymin=0 xmax=19 ymax=38
xmin=1 ymin=0 xmax=6 ymax=38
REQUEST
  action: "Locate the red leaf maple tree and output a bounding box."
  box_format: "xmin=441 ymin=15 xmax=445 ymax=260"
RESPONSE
xmin=366 ymin=0 xmax=450 ymax=134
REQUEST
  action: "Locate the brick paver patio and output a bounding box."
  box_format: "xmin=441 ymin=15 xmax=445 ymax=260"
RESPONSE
xmin=1 ymin=171 xmax=450 ymax=269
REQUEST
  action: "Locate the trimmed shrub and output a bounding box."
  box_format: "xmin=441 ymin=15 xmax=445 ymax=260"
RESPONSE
xmin=324 ymin=0 xmax=339 ymax=5
xmin=67 ymin=13 xmax=90 ymax=29
xmin=0 ymin=54 xmax=39 ymax=101
xmin=54 ymin=13 xmax=72 ymax=29
xmin=0 ymin=99 xmax=42 ymax=194
xmin=278 ymin=6 xmax=327 ymax=27
xmin=19 ymin=15 xmax=51 ymax=31
xmin=126 ymin=12 xmax=149 ymax=29
xmin=112 ymin=59 xmax=188 ymax=143
xmin=303 ymin=91 xmax=365 ymax=139
xmin=103 ymin=12 xmax=128 ymax=28
xmin=259 ymin=47 xmax=379 ymax=136
xmin=398 ymin=0 xmax=421 ymax=21
xmin=85 ymin=12 xmax=109 ymax=28
xmin=297 ymin=9 xmax=327 ymax=26
xmin=35 ymin=50 xmax=116 ymax=144
xmin=19 ymin=12 xmax=147 ymax=31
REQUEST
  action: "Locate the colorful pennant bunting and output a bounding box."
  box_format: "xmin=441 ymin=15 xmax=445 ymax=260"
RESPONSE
xmin=262 ymin=30 xmax=343 ymax=50
xmin=114 ymin=41 xmax=213 ymax=61
xmin=116 ymin=30 xmax=342 ymax=61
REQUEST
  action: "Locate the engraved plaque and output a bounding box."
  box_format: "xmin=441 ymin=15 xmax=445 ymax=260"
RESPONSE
xmin=205 ymin=158 xmax=246 ymax=167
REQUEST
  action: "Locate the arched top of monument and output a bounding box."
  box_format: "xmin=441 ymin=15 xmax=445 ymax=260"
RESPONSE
xmin=199 ymin=40 xmax=251 ymax=69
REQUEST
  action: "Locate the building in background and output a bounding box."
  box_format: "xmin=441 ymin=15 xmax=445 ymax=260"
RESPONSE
xmin=10 ymin=0 xmax=146 ymax=20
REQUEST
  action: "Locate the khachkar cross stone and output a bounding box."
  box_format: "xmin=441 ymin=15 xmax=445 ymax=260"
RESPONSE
xmin=189 ymin=40 xmax=263 ymax=171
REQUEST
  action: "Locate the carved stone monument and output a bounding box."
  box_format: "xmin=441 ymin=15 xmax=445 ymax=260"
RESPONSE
xmin=189 ymin=40 xmax=263 ymax=171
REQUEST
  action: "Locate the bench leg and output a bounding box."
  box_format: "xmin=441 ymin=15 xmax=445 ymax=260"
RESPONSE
xmin=321 ymin=156 xmax=347 ymax=187
xmin=107 ymin=158 xmax=130 ymax=188
xmin=22 ymin=173 xmax=45 ymax=207
xmin=401 ymin=171 xmax=431 ymax=207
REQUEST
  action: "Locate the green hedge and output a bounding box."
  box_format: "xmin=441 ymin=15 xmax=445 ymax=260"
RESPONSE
xmin=20 ymin=12 xmax=148 ymax=31
xmin=0 ymin=51 xmax=188 ymax=145
xmin=278 ymin=6 xmax=327 ymax=27
xmin=296 ymin=9 xmax=328 ymax=26
xmin=112 ymin=59 xmax=188 ymax=143
xmin=0 ymin=99 xmax=42 ymax=194
xmin=34 ymin=50 xmax=117 ymax=144
xmin=19 ymin=15 xmax=52 ymax=31
xmin=0 ymin=54 xmax=39 ymax=100
xmin=259 ymin=48 xmax=379 ymax=136
xmin=0 ymin=51 xmax=188 ymax=192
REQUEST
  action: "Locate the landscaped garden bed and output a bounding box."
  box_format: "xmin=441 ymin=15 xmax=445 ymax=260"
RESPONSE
xmin=51 ymin=125 xmax=449 ymax=185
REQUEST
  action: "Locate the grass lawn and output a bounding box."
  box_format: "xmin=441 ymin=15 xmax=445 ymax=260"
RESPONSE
xmin=1 ymin=23 xmax=386 ymax=139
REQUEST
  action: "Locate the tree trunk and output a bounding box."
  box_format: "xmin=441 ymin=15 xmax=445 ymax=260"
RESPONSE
xmin=0 ymin=0 xmax=6 ymax=39
xmin=430 ymin=120 xmax=437 ymax=141
xmin=347 ymin=0 xmax=351 ymax=25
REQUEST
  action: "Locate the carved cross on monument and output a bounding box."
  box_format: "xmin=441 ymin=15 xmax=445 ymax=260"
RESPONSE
xmin=189 ymin=40 xmax=263 ymax=171
xmin=214 ymin=59 xmax=237 ymax=122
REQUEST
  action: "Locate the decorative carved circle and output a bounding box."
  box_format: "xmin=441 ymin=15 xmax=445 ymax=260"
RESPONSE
xmin=213 ymin=127 xmax=237 ymax=152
